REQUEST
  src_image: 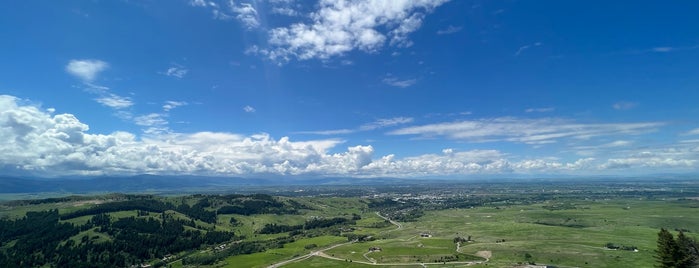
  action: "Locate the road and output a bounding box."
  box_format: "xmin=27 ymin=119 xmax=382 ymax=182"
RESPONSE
xmin=375 ymin=211 xmax=402 ymax=232
xmin=266 ymin=240 xmax=356 ymax=268
xmin=267 ymin=212 xmax=488 ymax=267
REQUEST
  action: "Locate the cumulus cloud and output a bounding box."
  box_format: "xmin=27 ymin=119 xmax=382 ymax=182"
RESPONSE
xmin=2 ymin=95 xmax=696 ymax=177
xmin=66 ymin=59 xmax=108 ymax=82
xmin=389 ymin=117 xmax=663 ymax=145
xmin=0 ymin=95 xmax=372 ymax=176
xmin=264 ymin=0 xmax=449 ymax=61
xmin=95 ymin=94 xmax=133 ymax=109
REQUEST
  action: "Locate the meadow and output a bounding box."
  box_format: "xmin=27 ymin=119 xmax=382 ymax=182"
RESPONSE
xmin=1 ymin=180 xmax=698 ymax=268
xmin=205 ymin=197 xmax=699 ymax=267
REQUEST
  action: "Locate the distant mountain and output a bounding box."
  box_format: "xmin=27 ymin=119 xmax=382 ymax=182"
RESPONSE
xmin=1 ymin=174 xmax=696 ymax=195
xmin=0 ymin=175 xmax=244 ymax=194
xmin=0 ymin=175 xmax=415 ymax=194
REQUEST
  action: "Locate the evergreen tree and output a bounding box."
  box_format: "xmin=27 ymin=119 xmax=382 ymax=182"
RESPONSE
xmin=676 ymin=231 xmax=698 ymax=268
xmin=656 ymin=228 xmax=678 ymax=268
xmin=656 ymin=228 xmax=699 ymax=268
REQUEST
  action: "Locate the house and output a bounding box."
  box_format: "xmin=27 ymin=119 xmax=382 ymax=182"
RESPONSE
xmin=369 ymin=246 xmax=382 ymax=252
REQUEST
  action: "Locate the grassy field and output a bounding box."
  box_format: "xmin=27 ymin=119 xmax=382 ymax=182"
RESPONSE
xmin=219 ymin=235 xmax=347 ymax=267
xmin=1 ymin=192 xmax=698 ymax=268
xmin=291 ymin=198 xmax=699 ymax=268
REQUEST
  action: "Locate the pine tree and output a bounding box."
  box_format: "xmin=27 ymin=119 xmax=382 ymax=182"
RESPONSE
xmin=676 ymin=231 xmax=698 ymax=268
xmin=656 ymin=229 xmax=699 ymax=268
xmin=656 ymin=228 xmax=678 ymax=268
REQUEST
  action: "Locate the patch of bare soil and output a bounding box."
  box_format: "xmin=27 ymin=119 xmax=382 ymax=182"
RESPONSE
xmin=475 ymin=250 xmax=492 ymax=259
xmin=72 ymin=200 xmax=105 ymax=207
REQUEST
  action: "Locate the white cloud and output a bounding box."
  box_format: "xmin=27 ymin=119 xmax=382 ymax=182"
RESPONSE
xmin=601 ymin=148 xmax=698 ymax=170
xmin=389 ymin=117 xmax=663 ymax=145
xmin=604 ymin=140 xmax=632 ymax=147
xmin=652 ymin=47 xmax=674 ymax=53
xmin=360 ymin=117 xmax=413 ymax=131
xmin=82 ymin=83 xmax=110 ymax=94
xmin=265 ymin=0 xmax=449 ymax=61
xmin=269 ymin=0 xmax=299 ymax=16
xmin=191 ymin=0 xmax=259 ymax=30
xmin=95 ymin=94 xmax=133 ymax=109
xmin=66 ymin=59 xmax=136 ymax=112
xmin=133 ymin=113 xmax=171 ymax=135
xmin=570 ymin=140 xmax=633 ymax=156
xmin=65 ymin=59 xmax=108 ymax=82
xmin=612 ymin=101 xmax=638 ymax=110
xmin=525 ymin=107 xmax=554 ymax=113
xmin=382 ymin=76 xmax=417 ymax=88
xmin=515 ymin=42 xmax=542 ymax=56
xmin=243 ymin=105 xmax=256 ymax=113
xmin=190 ymin=0 xmax=207 ymax=7
xmin=1 ymin=95 xmax=696 ymax=178
xmin=684 ymin=128 xmax=699 ymax=136
xmin=298 ymin=117 xmax=413 ymax=135
xmin=163 ymin=101 xmax=188 ymax=112
xmin=295 ymin=129 xmax=355 ymax=135
xmin=272 ymin=7 xmax=298 ymax=16
xmin=230 ymin=2 xmax=260 ymax=30
xmin=162 ymin=65 xmax=188 ymax=79
xmin=436 ymin=25 xmax=462 ymax=35
xmin=134 ymin=113 xmax=168 ymax=127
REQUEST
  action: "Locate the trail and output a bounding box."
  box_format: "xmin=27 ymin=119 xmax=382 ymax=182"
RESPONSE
xmin=375 ymin=211 xmax=402 ymax=232
xmin=268 ymin=212 xmax=489 ymax=267
xmin=266 ymin=240 xmax=356 ymax=268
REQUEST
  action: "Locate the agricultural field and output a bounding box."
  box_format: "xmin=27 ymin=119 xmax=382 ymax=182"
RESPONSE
xmin=0 ymin=180 xmax=698 ymax=267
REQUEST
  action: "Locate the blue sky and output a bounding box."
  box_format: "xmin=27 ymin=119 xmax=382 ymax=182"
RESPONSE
xmin=1 ymin=0 xmax=699 ymax=178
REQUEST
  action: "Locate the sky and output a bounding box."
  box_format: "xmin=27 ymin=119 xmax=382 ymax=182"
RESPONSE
xmin=1 ymin=0 xmax=699 ymax=179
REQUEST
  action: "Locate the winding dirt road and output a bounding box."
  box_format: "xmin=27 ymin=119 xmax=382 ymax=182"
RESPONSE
xmin=267 ymin=212 xmax=488 ymax=267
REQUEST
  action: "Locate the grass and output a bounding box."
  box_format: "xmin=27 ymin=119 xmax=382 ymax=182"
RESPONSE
xmin=284 ymin=256 xmax=393 ymax=268
xmin=219 ymin=235 xmax=347 ymax=268
xmin=294 ymin=198 xmax=699 ymax=268
xmin=2 ymin=193 xmax=698 ymax=268
xmin=64 ymin=227 xmax=112 ymax=245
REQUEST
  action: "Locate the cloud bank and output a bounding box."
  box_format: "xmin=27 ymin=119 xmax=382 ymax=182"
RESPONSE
xmin=1 ymin=95 xmax=697 ymax=178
